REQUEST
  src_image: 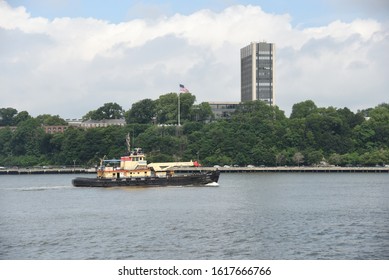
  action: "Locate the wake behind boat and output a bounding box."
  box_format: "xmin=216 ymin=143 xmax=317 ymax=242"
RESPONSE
xmin=72 ymin=135 xmax=220 ymax=188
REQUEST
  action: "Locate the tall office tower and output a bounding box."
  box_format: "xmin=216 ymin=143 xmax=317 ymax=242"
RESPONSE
xmin=240 ymin=42 xmax=275 ymax=105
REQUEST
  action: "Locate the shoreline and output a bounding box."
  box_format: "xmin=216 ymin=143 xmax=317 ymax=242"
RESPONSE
xmin=0 ymin=168 xmax=93 ymax=175
xmin=1 ymin=166 xmax=389 ymax=175
xmin=178 ymin=166 xmax=389 ymax=173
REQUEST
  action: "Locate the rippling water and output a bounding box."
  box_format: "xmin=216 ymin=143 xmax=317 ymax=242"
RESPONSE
xmin=0 ymin=173 xmax=388 ymax=259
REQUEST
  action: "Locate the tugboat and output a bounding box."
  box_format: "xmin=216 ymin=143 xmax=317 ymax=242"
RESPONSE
xmin=72 ymin=135 xmax=220 ymax=187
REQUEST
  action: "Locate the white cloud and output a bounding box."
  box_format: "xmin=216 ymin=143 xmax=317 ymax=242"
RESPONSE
xmin=0 ymin=1 xmax=388 ymax=118
xmin=328 ymin=0 xmax=389 ymax=19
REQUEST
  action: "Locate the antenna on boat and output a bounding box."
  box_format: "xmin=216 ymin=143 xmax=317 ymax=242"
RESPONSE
xmin=126 ymin=133 xmax=131 ymax=153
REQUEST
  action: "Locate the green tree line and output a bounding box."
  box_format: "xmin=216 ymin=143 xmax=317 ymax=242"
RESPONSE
xmin=1 ymin=96 xmax=389 ymax=167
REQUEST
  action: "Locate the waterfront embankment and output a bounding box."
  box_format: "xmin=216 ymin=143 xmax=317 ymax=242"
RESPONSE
xmin=176 ymin=166 xmax=389 ymax=173
xmin=0 ymin=168 xmax=94 ymax=175
xmin=1 ymin=166 xmax=389 ymax=175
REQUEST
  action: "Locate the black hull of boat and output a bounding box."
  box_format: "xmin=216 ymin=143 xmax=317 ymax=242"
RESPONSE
xmin=72 ymin=170 xmax=220 ymax=187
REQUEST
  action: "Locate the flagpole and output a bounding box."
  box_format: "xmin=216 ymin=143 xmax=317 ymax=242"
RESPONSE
xmin=178 ymin=84 xmax=188 ymax=126
xmin=178 ymin=92 xmax=181 ymax=126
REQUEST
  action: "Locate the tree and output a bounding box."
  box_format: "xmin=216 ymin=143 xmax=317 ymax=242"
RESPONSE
xmin=179 ymin=92 xmax=196 ymax=122
xmin=10 ymin=118 xmax=45 ymax=158
xmin=2 ymin=98 xmax=389 ymax=168
xmin=155 ymin=92 xmax=196 ymax=124
xmin=0 ymin=108 xmax=18 ymax=126
xmin=275 ymin=152 xmax=286 ymax=166
xmin=13 ymin=111 xmax=32 ymax=125
xmin=0 ymin=127 xmax=12 ymax=158
xmin=155 ymin=93 xmax=178 ymax=124
xmin=251 ymin=145 xmax=276 ymax=166
xmin=59 ymin=127 xmax=86 ymax=165
xmin=83 ymin=102 xmax=124 ymax=120
xmin=36 ymin=114 xmax=67 ymax=125
xmin=136 ymin=125 xmax=181 ymax=161
xmin=191 ymin=102 xmax=213 ymax=122
xmin=328 ymin=153 xmax=342 ymax=166
xmin=233 ymin=100 xmax=286 ymax=121
xmin=304 ymin=107 xmax=353 ymax=154
xmin=283 ymin=118 xmax=309 ymax=150
xmin=353 ymin=105 xmax=389 ymax=151
xmin=368 ymin=105 xmax=389 ymax=147
xmin=293 ymin=152 xmax=304 ymax=166
xmin=360 ymin=149 xmax=388 ymax=166
xmin=290 ymin=100 xmax=317 ymax=119
xmin=305 ymin=149 xmax=324 ymax=166
xmin=342 ymin=152 xmax=361 ymax=166
xmin=126 ymin=99 xmax=156 ymax=124
xmin=337 ymin=107 xmax=364 ymax=128
xmin=352 ymin=122 xmax=375 ymax=151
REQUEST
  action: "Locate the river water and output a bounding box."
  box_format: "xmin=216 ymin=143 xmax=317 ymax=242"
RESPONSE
xmin=0 ymin=173 xmax=388 ymax=260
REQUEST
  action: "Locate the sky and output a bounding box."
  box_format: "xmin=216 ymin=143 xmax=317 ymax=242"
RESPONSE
xmin=1 ymin=0 xmax=388 ymax=118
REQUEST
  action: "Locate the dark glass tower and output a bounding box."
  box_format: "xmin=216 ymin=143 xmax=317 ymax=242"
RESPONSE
xmin=241 ymin=42 xmax=275 ymax=105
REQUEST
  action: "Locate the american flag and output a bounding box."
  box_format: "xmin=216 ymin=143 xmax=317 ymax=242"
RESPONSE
xmin=179 ymin=84 xmax=189 ymax=93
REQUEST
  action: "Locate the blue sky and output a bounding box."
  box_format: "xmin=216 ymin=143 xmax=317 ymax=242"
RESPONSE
xmin=1 ymin=0 xmax=388 ymax=118
xmin=12 ymin=0 xmax=326 ymax=23
xmin=8 ymin=0 xmax=387 ymax=26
